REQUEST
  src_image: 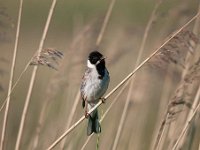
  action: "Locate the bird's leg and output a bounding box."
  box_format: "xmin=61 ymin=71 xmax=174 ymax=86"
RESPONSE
xmin=100 ymin=97 xmax=106 ymax=103
xmin=85 ymin=99 xmax=89 ymax=118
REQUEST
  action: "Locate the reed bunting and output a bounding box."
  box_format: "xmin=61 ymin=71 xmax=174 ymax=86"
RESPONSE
xmin=80 ymin=51 xmax=110 ymax=135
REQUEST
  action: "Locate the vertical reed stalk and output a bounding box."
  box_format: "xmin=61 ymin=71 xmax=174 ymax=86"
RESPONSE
xmin=199 ymin=142 xmax=200 ymax=150
xmin=0 ymin=0 xmax=23 ymax=149
xmin=172 ymin=85 xmax=200 ymax=150
xmin=168 ymin=5 xmax=200 ymax=149
xmin=60 ymin=0 xmax=117 ymax=148
xmin=112 ymin=0 xmax=162 ymax=149
xmin=14 ymin=0 xmax=57 ymax=150
xmin=59 ymin=91 xmax=80 ymax=149
xmin=95 ymin=0 xmax=117 ymax=46
xmin=0 ymin=61 xmax=32 ymax=112
xmin=151 ymin=67 xmax=171 ymax=150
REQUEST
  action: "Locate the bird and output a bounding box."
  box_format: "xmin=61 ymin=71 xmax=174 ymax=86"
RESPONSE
xmin=80 ymin=51 xmax=110 ymax=136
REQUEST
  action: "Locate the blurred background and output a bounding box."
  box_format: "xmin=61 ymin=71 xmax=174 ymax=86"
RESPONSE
xmin=0 ymin=0 xmax=200 ymax=150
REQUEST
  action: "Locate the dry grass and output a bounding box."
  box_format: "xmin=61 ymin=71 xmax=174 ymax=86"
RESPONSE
xmin=30 ymin=48 xmax=63 ymax=70
xmin=152 ymin=29 xmax=199 ymax=150
xmin=1 ymin=0 xmax=200 ymax=150
xmin=0 ymin=0 xmax=23 ymax=149
xmin=15 ymin=0 xmax=58 ymax=149
xmin=46 ymin=11 xmax=200 ymax=150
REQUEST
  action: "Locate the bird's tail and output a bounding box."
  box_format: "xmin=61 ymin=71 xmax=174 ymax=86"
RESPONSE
xmin=87 ymin=109 xmax=101 ymax=136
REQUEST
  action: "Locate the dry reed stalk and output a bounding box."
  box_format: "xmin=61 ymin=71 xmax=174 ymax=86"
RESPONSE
xmin=199 ymin=143 xmax=200 ymax=150
xmin=46 ymin=12 xmax=200 ymax=150
xmin=150 ymin=67 xmax=172 ymax=150
xmin=0 ymin=48 xmax=63 ymax=114
xmin=0 ymin=6 xmax=112 ymax=113
xmin=172 ymin=84 xmax=200 ymax=150
xmin=0 ymin=0 xmax=23 ymax=149
xmin=95 ymin=0 xmax=116 ymax=47
xmin=155 ymin=47 xmax=200 ymax=150
xmin=30 ymin=48 xmax=63 ymax=70
xmin=60 ymin=0 xmax=117 ymax=147
xmin=0 ymin=39 xmax=62 ymax=113
xmin=180 ymin=83 xmax=200 ymax=149
xmin=0 ymin=61 xmax=30 ymax=112
xmin=168 ymin=59 xmax=197 ymax=148
xmin=193 ymin=6 xmax=200 ymax=36
xmin=81 ymin=82 xmax=129 ymax=150
xmin=59 ymin=91 xmax=80 ymax=149
xmin=166 ymin=11 xmax=200 ymax=147
xmin=14 ymin=0 xmax=57 ymax=150
xmin=171 ymin=57 xmax=200 ymax=149
xmin=31 ymin=20 xmax=99 ymax=149
xmin=153 ymin=30 xmax=199 ymax=150
xmin=112 ymin=0 xmax=162 ymax=149
xmin=178 ymin=11 xmax=200 ymax=144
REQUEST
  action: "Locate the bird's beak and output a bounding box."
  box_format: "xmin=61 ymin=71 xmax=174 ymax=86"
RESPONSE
xmin=100 ymin=57 xmax=106 ymax=61
xmin=96 ymin=57 xmax=106 ymax=65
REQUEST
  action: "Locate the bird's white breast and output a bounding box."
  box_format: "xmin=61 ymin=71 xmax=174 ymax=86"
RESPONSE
xmin=87 ymin=60 xmax=95 ymax=68
xmin=83 ymin=67 xmax=109 ymax=104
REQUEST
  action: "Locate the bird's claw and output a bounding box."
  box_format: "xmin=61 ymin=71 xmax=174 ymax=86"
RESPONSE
xmin=85 ymin=111 xmax=90 ymax=118
xmin=101 ymin=97 xmax=106 ymax=103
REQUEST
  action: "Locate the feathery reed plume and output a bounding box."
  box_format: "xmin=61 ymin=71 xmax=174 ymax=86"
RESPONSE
xmin=0 ymin=18 xmax=101 ymax=114
xmin=60 ymin=0 xmax=117 ymax=148
xmin=31 ymin=20 xmax=101 ymax=149
xmin=14 ymin=0 xmax=58 ymax=149
xmin=46 ymin=11 xmax=200 ymax=150
xmin=30 ymin=48 xmax=63 ymax=70
xmin=184 ymin=58 xmax=200 ymax=84
xmin=112 ymin=0 xmax=163 ymax=149
xmin=59 ymin=91 xmax=80 ymax=149
xmin=172 ymin=57 xmax=200 ymax=149
xmin=172 ymin=84 xmax=200 ymax=150
xmin=149 ymin=30 xmax=199 ymax=70
xmin=0 ymin=0 xmax=23 ymax=149
xmin=153 ymin=32 xmax=199 ymax=149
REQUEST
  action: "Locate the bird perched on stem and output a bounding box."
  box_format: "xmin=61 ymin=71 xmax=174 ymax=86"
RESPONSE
xmin=80 ymin=51 xmax=110 ymax=136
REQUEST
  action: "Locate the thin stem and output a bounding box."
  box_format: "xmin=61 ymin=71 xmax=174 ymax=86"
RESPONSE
xmin=46 ymin=12 xmax=200 ymax=150
xmin=112 ymin=1 xmax=162 ymax=149
xmin=0 ymin=61 xmax=31 ymax=112
xmin=95 ymin=0 xmax=117 ymax=46
xmin=155 ymin=113 xmax=170 ymax=150
xmin=14 ymin=0 xmax=57 ymax=150
xmin=178 ymin=84 xmax=200 ymax=149
xmin=199 ymin=142 xmax=200 ymax=150
xmin=81 ymin=136 xmax=92 ymax=150
xmin=59 ymin=91 xmax=80 ymax=149
xmin=60 ymin=0 xmax=117 ymax=147
xmin=172 ymin=84 xmax=200 ymax=150
xmin=0 ymin=0 xmax=23 ymax=149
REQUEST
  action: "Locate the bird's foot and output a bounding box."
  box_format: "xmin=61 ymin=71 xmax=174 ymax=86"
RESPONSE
xmin=85 ymin=111 xmax=90 ymax=118
xmin=101 ymin=97 xmax=106 ymax=103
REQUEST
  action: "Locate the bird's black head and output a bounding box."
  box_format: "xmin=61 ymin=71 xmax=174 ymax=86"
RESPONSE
xmin=88 ymin=51 xmax=106 ymax=78
xmin=88 ymin=51 xmax=105 ymax=66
